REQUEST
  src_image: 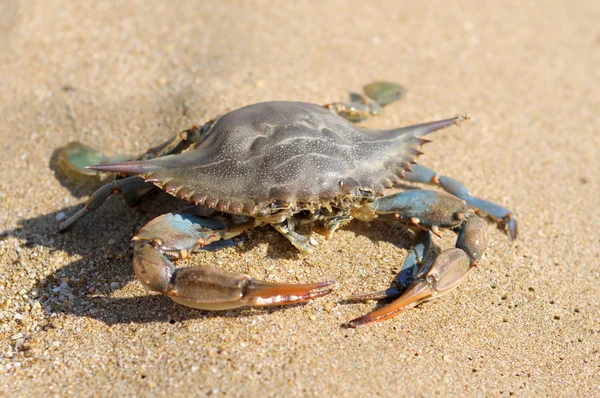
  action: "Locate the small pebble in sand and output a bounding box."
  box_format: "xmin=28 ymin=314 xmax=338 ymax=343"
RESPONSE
xmin=110 ymin=282 xmax=119 ymax=289
xmin=14 ymin=338 xmax=25 ymax=351
xmin=55 ymin=212 xmax=66 ymax=221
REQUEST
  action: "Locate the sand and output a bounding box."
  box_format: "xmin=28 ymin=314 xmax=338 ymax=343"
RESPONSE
xmin=1 ymin=1 xmax=599 ymax=396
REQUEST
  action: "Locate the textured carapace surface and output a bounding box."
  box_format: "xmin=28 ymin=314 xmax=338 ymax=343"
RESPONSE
xmin=120 ymin=101 xmax=428 ymax=214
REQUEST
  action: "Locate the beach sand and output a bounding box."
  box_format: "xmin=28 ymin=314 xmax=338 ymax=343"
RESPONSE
xmin=1 ymin=1 xmax=599 ymax=396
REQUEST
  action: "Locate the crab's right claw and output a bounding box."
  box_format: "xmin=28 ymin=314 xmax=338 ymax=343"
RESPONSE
xmin=348 ymin=248 xmax=473 ymax=327
xmin=134 ymin=243 xmax=334 ymax=311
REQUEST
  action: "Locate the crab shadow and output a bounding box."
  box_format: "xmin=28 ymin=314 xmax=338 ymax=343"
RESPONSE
xmin=3 ymin=171 xmax=426 ymax=325
xmin=1 ymin=189 xmax=318 ymax=326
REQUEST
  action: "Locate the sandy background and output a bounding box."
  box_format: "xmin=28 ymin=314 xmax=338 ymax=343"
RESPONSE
xmin=1 ymin=1 xmax=599 ymax=396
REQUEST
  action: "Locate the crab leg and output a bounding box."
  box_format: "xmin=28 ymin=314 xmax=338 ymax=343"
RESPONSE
xmin=137 ymin=125 xmax=207 ymax=161
xmin=58 ymin=142 xmax=133 ymax=177
xmin=406 ymin=164 xmax=518 ymax=240
xmin=58 ymin=124 xmax=216 ymax=231
xmin=348 ymin=248 xmax=473 ymax=327
xmin=59 ymin=176 xmax=154 ymax=231
xmin=133 ymin=212 xmax=334 ymax=310
xmin=272 ymin=217 xmax=316 ymax=255
xmin=349 ymin=190 xmax=487 ymax=327
xmin=324 ymin=81 xmax=406 ymax=122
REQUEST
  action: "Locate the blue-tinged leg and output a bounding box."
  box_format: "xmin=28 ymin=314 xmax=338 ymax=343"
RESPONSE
xmin=59 ymin=176 xmax=154 ymax=232
xmin=406 ymin=164 xmax=518 ymax=240
xmin=132 ymin=212 xmax=334 ymax=311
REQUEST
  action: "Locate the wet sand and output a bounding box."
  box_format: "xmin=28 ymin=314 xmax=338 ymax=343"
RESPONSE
xmin=1 ymin=1 xmax=599 ymax=396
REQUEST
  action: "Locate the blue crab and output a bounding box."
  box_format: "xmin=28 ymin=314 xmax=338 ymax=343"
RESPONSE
xmin=58 ymin=82 xmax=517 ymax=327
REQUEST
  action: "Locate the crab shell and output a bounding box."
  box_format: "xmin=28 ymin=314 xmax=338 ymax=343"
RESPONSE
xmin=97 ymin=101 xmax=431 ymax=216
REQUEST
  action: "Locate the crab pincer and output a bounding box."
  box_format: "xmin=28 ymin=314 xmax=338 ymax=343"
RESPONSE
xmin=130 ymin=211 xmax=334 ymax=310
xmin=168 ymin=267 xmax=334 ymax=310
xmin=348 ymin=248 xmax=473 ymax=327
xmin=349 ymin=195 xmax=488 ymax=327
xmin=134 ymin=244 xmax=334 ymax=310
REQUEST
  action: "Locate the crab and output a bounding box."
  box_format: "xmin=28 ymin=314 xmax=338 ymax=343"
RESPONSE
xmin=57 ymin=82 xmax=517 ymax=327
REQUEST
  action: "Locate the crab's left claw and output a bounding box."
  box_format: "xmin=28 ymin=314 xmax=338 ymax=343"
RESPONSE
xmin=348 ymin=248 xmax=473 ymax=327
xmin=165 ymin=266 xmax=334 ymax=310
xmin=132 ymin=211 xmax=334 ymax=311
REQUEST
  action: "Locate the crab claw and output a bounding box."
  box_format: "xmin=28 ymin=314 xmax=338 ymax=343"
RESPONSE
xmin=134 ymin=242 xmax=334 ymax=311
xmin=348 ymin=248 xmax=472 ymax=327
xmin=170 ymin=267 xmax=334 ymax=310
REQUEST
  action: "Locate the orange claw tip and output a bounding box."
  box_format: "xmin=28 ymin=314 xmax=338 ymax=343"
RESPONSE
xmin=347 ymin=282 xmax=432 ymax=328
xmin=347 ymin=300 xmax=415 ymax=328
xmin=245 ymin=280 xmax=335 ymax=306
